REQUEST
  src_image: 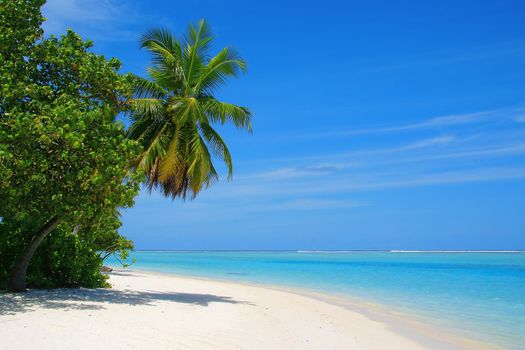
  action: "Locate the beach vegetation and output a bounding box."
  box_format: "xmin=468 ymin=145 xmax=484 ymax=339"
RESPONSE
xmin=0 ymin=0 xmax=141 ymax=291
xmin=0 ymin=2 xmax=250 ymax=292
xmin=128 ymin=20 xmax=252 ymax=199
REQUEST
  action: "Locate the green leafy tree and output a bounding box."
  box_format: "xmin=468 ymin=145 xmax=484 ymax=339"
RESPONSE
xmin=0 ymin=0 xmax=45 ymax=112
xmin=128 ymin=20 xmax=252 ymax=199
xmin=0 ymin=0 xmax=141 ymax=291
xmin=0 ymin=98 xmax=141 ymax=292
xmin=0 ymin=223 xmax=113 ymax=289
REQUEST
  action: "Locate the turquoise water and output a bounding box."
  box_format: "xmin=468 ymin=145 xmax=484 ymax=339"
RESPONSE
xmin=107 ymin=251 xmax=525 ymax=349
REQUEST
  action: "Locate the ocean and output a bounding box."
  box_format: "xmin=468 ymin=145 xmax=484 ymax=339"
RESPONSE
xmin=107 ymin=251 xmax=525 ymax=349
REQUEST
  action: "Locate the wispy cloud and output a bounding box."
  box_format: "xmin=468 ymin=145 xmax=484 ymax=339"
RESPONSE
xmin=235 ymin=102 xmax=525 ymax=216
xmin=331 ymin=167 xmax=525 ymax=193
xmin=334 ymin=112 xmax=490 ymax=136
xmin=44 ymin=0 xmax=121 ymax=23
xmin=160 ymin=164 xmax=525 ymax=216
xmin=371 ymin=135 xmax=454 ymax=152
xmin=134 ymin=190 xmax=367 ymax=216
xmin=218 ymin=135 xmax=525 ymax=201
xmin=231 ymin=167 xmax=525 ymax=199
xmin=392 ymin=143 xmax=525 ymax=164
xmin=133 ymin=104 xmax=525 ymax=218
xmin=340 ymin=135 xmax=456 ymax=157
xmin=239 ymin=164 xmax=351 ymax=180
xmin=42 ymin=0 xmax=148 ymax=41
xmin=257 ymin=135 xmax=457 ymax=165
xmin=246 ymin=199 xmax=368 ymax=211
xmin=271 ymin=107 xmax=525 ymax=143
xmin=515 ymin=115 xmax=525 ymax=123
xmin=357 ymin=41 xmax=525 ymax=74
xmin=240 ymin=135 xmax=456 ymax=179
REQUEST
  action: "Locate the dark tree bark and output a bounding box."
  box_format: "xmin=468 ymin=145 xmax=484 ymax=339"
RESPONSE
xmin=6 ymin=215 xmax=61 ymax=292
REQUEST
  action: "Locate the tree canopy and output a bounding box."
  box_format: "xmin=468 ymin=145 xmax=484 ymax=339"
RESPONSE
xmin=0 ymin=2 xmax=251 ymax=291
xmin=0 ymin=0 xmax=141 ymax=291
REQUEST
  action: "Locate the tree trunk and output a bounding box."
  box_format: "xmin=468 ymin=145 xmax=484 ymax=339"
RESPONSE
xmin=6 ymin=215 xmax=61 ymax=292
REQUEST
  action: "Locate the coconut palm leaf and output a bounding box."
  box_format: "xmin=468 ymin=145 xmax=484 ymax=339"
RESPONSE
xmin=129 ymin=19 xmax=251 ymax=199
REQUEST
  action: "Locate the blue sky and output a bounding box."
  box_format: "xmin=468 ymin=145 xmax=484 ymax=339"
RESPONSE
xmin=42 ymin=0 xmax=525 ymax=250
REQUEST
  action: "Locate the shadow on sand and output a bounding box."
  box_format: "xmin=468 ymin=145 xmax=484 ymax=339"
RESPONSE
xmin=0 ymin=286 xmax=252 ymax=315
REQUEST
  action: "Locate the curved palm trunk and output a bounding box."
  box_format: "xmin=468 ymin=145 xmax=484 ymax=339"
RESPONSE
xmin=6 ymin=215 xmax=60 ymax=292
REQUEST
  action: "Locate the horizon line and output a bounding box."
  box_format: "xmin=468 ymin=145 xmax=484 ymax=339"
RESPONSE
xmin=130 ymin=249 xmax=525 ymax=253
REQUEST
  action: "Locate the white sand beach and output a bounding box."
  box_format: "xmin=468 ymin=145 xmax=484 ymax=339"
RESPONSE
xmin=0 ymin=270 xmax=480 ymax=350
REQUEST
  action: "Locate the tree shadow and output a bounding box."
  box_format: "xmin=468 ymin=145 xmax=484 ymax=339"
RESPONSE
xmin=105 ymin=270 xmax=140 ymax=277
xmin=0 ymin=287 xmax=253 ymax=316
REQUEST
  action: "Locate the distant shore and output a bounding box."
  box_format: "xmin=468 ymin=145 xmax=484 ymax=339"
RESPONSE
xmin=0 ymin=269 xmax=495 ymax=350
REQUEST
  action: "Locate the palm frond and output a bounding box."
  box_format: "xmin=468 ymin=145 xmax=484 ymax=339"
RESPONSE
xmin=186 ymin=19 xmax=213 ymax=56
xmin=199 ymin=122 xmax=233 ymax=178
xmin=130 ymin=21 xmax=251 ymax=200
xmin=167 ymin=96 xmax=207 ymax=125
xmin=183 ymin=19 xmax=214 ymax=88
xmin=132 ymin=75 xmax=168 ymax=99
xmin=198 ymin=47 xmax=246 ymax=94
xmin=140 ymin=28 xmax=183 ymax=74
xmin=187 ymin=131 xmax=217 ymax=193
xmin=129 ymin=98 xmax=164 ymax=118
xmin=158 ymin=126 xmax=184 ymax=182
xmin=203 ymin=98 xmax=252 ymax=131
xmin=147 ymin=67 xmax=183 ymax=92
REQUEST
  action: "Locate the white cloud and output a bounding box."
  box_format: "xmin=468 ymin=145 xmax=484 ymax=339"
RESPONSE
xmin=41 ymin=0 xmax=146 ymax=41
xmin=336 ymin=135 xmax=455 ymax=156
xmin=337 ymin=111 xmax=491 ymax=136
xmin=239 ymin=164 xmax=351 ymax=180
xmin=394 ymin=143 xmax=525 ymax=164
xmin=372 ymin=135 xmax=454 ymax=152
xmin=332 ymin=167 xmax=525 ymax=193
xmin=278 ymin=107 xmax=525 ymax=141
xmin=127 ymin=104 xmax=525 ymax=216
xmin=255 ymin=199 xmax=367 ymax=211
xmin=360 ymin=41 xmax=525 ymax=74
xmin=234 ymin=167 xmax=525 ymax=198
xmin=325 ymin=107 xmax=524 ymax=136
xmin=256 ymin=135 xmax=457 ymax=165
xmin=515 ymin=115 xmax=525 ymax=123
xmin=44 ymin=0 xmax=120 ymax=23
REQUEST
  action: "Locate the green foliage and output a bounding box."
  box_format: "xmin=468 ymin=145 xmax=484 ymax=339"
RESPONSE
xmin=1 ymin=97 xmax=141 ymax=223
xmin=0 ymin=0 xmax=142 ymax=289
xmin=128 ymin=20 xmax=252 ymax=199
xmin=0 ymin=223 xmax=109 ymax=289
xmin=30 ymin=227 xmax=110 ymax=289
xmin=81 ymin=209 xmax=136 ymax=267
xmin=0 ymin=97 xmax=142 ymax=224
xmin=0 ymin=0 xmax=45 ymax=111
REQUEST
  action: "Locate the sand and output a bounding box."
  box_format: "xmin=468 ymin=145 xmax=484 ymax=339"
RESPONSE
xmin=0 ymin=270 xmax=473 ymax=350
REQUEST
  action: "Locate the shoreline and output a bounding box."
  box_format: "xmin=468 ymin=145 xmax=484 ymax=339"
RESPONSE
xmin=118 ymin=268 xmax=499 ymax=350
xmin=0 ymin=269 xmax=497 ymax=350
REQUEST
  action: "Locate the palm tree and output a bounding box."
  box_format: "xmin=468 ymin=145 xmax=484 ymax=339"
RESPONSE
xmin=128 ymin=19 xmax=252 ymax=199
